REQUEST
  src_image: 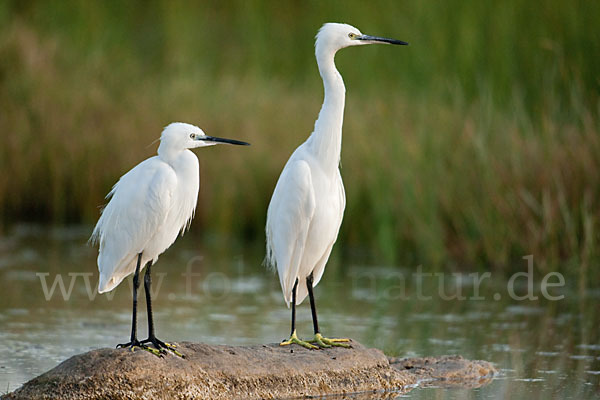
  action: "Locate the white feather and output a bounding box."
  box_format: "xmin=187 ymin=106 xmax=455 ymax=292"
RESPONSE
xmin=265 ymin=23 xmax=402 ymax=307
xmin=91 ymin=123 xmax=218 ymax=293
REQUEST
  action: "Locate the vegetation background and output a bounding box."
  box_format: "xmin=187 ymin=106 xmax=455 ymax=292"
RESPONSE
xmin=1 ymin=1 xmax=598 ymax=281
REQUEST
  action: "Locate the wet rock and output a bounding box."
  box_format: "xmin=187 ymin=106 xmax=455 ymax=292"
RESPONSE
xmin=4 ymin=341 xmax=496 ymax=399
xmin=389 ymin=355 xmax=496 ymax=388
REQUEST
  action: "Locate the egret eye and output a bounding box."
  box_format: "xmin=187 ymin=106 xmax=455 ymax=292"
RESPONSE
xmin=348 ymin=33 xmax=357 ymax=39
xmin=189 ymin=133 xmax=195 ymax=139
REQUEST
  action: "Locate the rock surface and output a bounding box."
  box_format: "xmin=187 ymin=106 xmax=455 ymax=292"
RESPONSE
xmin=4 ymin=340 xmax=496 ymax=399
xmin=389 ymin=355 xmax=496 ymax=388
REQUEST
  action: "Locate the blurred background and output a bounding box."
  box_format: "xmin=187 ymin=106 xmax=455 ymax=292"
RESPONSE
xmin=1 ymin=0 xmax=599 ymax=280
xmin=1 ymin=1 xmax=600 ymax=397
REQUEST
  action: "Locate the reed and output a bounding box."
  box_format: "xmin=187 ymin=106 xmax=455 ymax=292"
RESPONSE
xmin=1 ymin=0 xmax=598 ymax=279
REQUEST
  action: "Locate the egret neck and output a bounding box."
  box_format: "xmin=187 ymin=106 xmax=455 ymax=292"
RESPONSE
xmin=309 ymin=43 xmax=346 ymax=173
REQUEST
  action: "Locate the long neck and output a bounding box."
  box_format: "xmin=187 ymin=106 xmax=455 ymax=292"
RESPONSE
xmin=308 ymin=48 xmax=346 ymax=172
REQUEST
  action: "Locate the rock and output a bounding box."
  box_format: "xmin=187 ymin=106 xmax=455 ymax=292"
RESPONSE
xmin=3 ymin=341 xmax=496 ymax=399
xmin=389 ymin=355 xmax=496 ymax=388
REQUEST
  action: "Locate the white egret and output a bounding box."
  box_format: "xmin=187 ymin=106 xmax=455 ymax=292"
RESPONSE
xmin=91 ymin=122 xmax=249 ymax=356
xmin=265 ymin=23 xmax=407 ymax=349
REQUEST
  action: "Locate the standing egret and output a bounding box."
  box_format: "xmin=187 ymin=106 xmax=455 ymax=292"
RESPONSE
xmin=265 ymin=23 xmax=407 ymax=349
xmin=91 ymin=122 xmax=249 ymax=356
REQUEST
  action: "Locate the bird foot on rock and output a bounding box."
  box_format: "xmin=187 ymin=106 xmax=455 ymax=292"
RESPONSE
xmin=309 ymin=333 xmax=352 ymax=348
xmin=140 ymin=337 xmax=185 ymax=358
xmin=280 ymin=329 xmax=319 ymax=349
xmin=116 ymin=339 xmax=163 ymax=357
xmin=116 ymin=337 xmax=184 ymax=358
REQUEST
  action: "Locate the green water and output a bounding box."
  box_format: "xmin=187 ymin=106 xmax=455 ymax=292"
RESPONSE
xmin=0 ymin=225 xmax=598 ymax=398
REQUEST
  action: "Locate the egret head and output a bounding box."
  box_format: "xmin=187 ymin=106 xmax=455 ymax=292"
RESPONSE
xmin=158 ymin=122 xmax=249 ymax=156
xmin=315 ymin=23 xmax=407 ymax=57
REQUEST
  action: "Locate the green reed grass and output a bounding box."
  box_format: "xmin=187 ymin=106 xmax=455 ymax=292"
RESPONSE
xmin=0 ymin=1 xmax=598 ymax=279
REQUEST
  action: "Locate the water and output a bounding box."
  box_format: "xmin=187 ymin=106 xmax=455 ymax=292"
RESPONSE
xmin=0 ymin=225 xmax=598 ymax=398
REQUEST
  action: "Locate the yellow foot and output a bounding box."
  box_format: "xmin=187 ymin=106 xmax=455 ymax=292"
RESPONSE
xmin=117 ymin=340 xmax=164 ymax=358
xmin=141 ymin=337 xmax=185 ymax=358
xmin=309 ymin=333 xmax=351 ymax=348
xmin=165 ymin=343 xmax=185 ymax=358
xmin=280 ymin=329 xmax=318 ymax=350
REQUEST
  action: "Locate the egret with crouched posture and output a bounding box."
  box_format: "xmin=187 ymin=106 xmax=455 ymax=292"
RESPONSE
xmin=91 ymin=122 xmax=249 ymax=356
xmin=265 ymin=23 xmax=407 ymax=349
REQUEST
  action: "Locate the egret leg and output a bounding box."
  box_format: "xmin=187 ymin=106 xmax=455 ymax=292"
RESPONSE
xmin=140 ymin=261 xmax=184 ymax=358
xmin=306 ymin=273 xmax=351 ymax=348
xmin=280 ymin=278 xmax=318 ymax=349
xmin=116 ymin=253 xmax=143 ymax=350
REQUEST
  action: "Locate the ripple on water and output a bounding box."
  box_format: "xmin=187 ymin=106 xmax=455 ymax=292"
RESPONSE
xmin=409 ymin=313 xmax=465 ymax=323
xmin=535 ymin=351 xmax=560 ymax=357
xmin=0 ymin=249 xmax=40 ymax=269
xmin=350 ymin=288 xmax=378 ymax=301
xmin=235 ymin=305 xmax=259 ymax=314
xmin=5 ymin=269 xmax=39 ymax=282
xmin=6 ymin=309 xmax=30 ymax=317
xmin=428 ymin=338 xmax=462 ymax=346
xmin=208 ymin=313 xmax=237 ymax=322
xmin=230 ymin=276 xmax=265 ymax=294
xmin=514 ymin=378 xmax=545 ymax=382
xmin=491 ymin=343 xmax=526 ymax=353
xmin=577 ymin=344 xmax=600 ymax=351
xmin=491 ymin=321 xmax=529 ymax=330
xmin=569 ymin=355 xmax=595 ymax=361
xmin=504 ymin=305 xmax=545 ymax=316
xmin=585 ymin=371 xmax=600 ymax=375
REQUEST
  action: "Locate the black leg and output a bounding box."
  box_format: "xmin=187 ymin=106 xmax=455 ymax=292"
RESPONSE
xmin=143 ymin=261 xmax=156 ymax=340
xmin=305 ymin=273 xmax=351 ymax=349
xmin=307 ymin=273 xmax=320 ymax=335
xmin=117 ymin=253 xmax=142 ymax=348
xmin=290 ymin=278 xmax=298 ymax=336
xmin=140 ymin=261 xmax=184 ymax=357
xmin=280 ymin=276 xmax=318 ymax=349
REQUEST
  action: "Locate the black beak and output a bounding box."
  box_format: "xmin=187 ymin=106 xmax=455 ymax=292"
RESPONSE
xmin=357 ymin=34 xmax=408 ymax=46
xmin=202 ymin=136 xmax=250 ymax=146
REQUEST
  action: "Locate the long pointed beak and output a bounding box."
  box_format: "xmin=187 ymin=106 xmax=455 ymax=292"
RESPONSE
xmin=201 ymin=136 xmax=250 ymax=146
xmin=357 ymin=34 xmax=408 ymax=46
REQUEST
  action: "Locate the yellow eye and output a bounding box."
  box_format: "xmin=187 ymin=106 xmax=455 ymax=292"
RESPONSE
xmin=189 ymin=133 xmax=195 ymax=139
xmin=348 ymin=33 xmax=356 ymax=39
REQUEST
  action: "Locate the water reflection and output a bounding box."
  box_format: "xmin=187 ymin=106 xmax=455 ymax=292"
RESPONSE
xmin=0 ymin=225 xmax=598 ymax=398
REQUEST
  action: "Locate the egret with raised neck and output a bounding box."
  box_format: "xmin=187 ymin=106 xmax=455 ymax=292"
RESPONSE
xmin=265 ymin=23 xmax=408 ymax=349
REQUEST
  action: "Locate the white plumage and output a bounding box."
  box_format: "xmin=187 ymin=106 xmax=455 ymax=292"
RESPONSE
xmin=265 ymin=23 xmax=407 ymax=310
xmin=90 ymin=122 xmax=248 ymax=355
xmin=266 ymin=154 xmax=345 ymax=306
xmin=91 ymin=122 xmax=246 ymax=293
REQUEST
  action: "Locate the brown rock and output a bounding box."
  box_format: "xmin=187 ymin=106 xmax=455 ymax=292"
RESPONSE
xmin=389 ymin=355 xmax=496 ymax=388
xmin=4 ymin=341 xmax=496 ymax=399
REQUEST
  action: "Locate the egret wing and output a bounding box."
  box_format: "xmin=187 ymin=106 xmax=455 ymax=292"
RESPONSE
xmin=265 ymin=159 xmax=316 ymax=306
xmin=310 ymin=169 xmax=346 ymax=287
xmin=92 ymin=157 xmax=176 ymax=292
